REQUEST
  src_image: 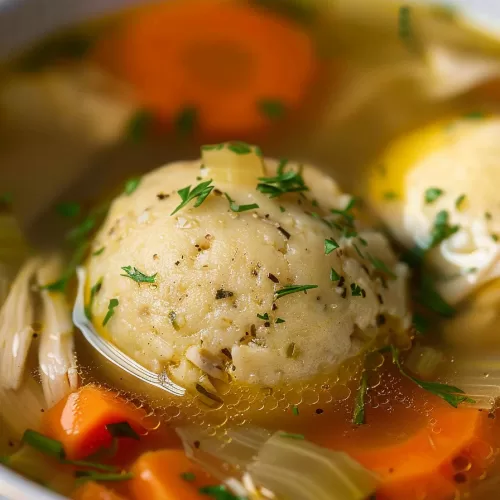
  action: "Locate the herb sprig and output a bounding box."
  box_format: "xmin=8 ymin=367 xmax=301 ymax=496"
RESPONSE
xmin=224 ymin=193 xmax=259 ymax=213
xmin=171 ymin=180 xmax=214 ymax=215
xmin=257 ymin=162 xmax=308 ymax=198
xmin=103 ymin=298 xmax=119 ymax=326
xmin=428 ymin=210 xmax=459 ymax=248
xmin=424 ymin=187 xmax=444 ymax=204
xmin=275 ymin=284 xmax=318 ymax=299
xmin=121 ymin=266 xmax=157 ymax=284
xmin=353 ymin=372 xmax=369 ymax=425
xmin=85 ymin=277 xmax=103 ymax=320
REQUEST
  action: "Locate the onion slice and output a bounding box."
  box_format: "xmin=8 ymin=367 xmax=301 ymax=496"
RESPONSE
xmin=0 ymin=256 xmax=41 ymax=390
xmin=37 ymin=254 xmax=78 ymax=407
xmin=177 ymin=426 xmax=379 ymax=500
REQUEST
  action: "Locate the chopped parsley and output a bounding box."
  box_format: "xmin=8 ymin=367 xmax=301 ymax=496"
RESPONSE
xmin=257 ymin=313 xmax=270 ymax=321
xmin=224 ymin=192 xmax=259 ymax=213
xmin=279 ymin=432 xmax=305 ymax=440
xmin=280 ymin=206 xmax=286 ymax=213
xmin=331 ymin=197 xmax=356 ymax=224
xmin=383 ymin=191 xmax=398 ymax=200
xmin=275 ymin=284 xmax=318 ymax=299
xmin=22 ymin=429 xmax=65 ymax=459
xmin=258 ymin=99 xmax=286 ymax=119
xmin=352 ymin=242 xmax=365 ymax=258
xmin=390 ymin=345 xmax=475 ymax=408
xmin=463 ymin=111 xmax=485 ymax=120
xmin=492 ymin=234 xmax=499 ymax=242
xmin=126 ymin=109 xmax=154 ymax=142
xmin=350 ymin=283 xmax=365 ymax=297
xmin=275 ymin=318 xmax=286 ymax=324
xmin=105 ymin=422 xmax=140 ymax=440
xmin=398 ymin=5 xmax=413 ymax=42
xmin=181 ymin=472 xmax=196 ymax=482
xmin=199 ymin=484 xmax=243 ymax=500
xmin=201 ymin=143 xmax=225 ymax=152
xmin=330 ymin=267 xmax=341 ymax=281
xmin=124 ymin=177 xmax=142 ymax=196
xmin=92 ymin=247 xmax=105 ymax=256
xmin=353 ymin=372 xmax=369 ymax=425
xmin=292 ymin=406 xmax=299 ymax=416
xmin=0 ymin=192 xmax=13 ymax=209
xmin=324 ymin=238 xmax=339 ymax=254
xmin=168 ymin=310 xmax=180 ymax=331
xmin=215 ymin=289 xmax=234 ymax=300
xmin=171 ymin=180 xmax=214 ymax=215
xmin=227 ymin=141 xmax=253 ymax=155
xmin=103 ymin=298 xmax=119 ymax=327
xmin=424 ymin=187 xmax=444 ymax=204
xmin=85 ymin=277 xmax=103 ymax=320
xmin=55 ymin=202 xmax=81 ymax=218
xmin=121 ymin=266 xmax=157 ymax=284
xmin=257 ymin=164 xmax=308 ymax=198
xmin=428 ymin=210 xmax=459 ymax=248
xmin=413 ymin=313 xmax=428 ymax=335
xmin=367 ymin=253 xmax=397 ymax=279
xmin=174 ymin=106 xmax=198 ymax=135
xmin=75 ymin=471 xmax=133 ymax=484
xmin=455 ymin=194 xmax=467 ymax=210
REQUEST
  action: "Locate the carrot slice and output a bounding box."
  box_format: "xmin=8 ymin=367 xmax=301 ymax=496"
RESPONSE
xmin=341 ymin=405 xmax=490 ymax=500
xmin=129 ymin=449 xmax=214 ymax=500
xmin=41 ymin=385 xmax=150 ymax=460
xmin=72 ymin=482 xmax=126 ymax=500
xmin=96 ymin=0 xmax=318 ymax=137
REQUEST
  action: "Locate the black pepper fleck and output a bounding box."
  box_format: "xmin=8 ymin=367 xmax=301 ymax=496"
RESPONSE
xmin=341 ymin=288 xmax=347 ymax=299
xmin=214 ymin=189 xmax=223 ymax=196
xmin=157 ymin=193 xmax=170 ymax=200
xmin=215 ymin=289 xmax=234 ymax=299
xmin=175 ymin=261 xmax=180 ymax=266
xmin=264 ymin=321 xmax=271 ymax=328
xmin=377 ymin=294 xmax=384 ymax=305
xmin=315 ymin=408 xmax=324 ymax=415
xmin=338 ymin=276 xmax=345 ymax=287
xmin=268 ymin=273 xmax=279 ymax=283
xmin=272 ymin=303 xmax=278 ymax=311
xmin=376 ymin=314 xmax=386 ymax=326
xmin=277 ymin=226 xmax=291 ymax=239
xmin=221 ymin=348 xmax=232 ymax=359
xmin=194 ymin=441 xmax=200 ymax=449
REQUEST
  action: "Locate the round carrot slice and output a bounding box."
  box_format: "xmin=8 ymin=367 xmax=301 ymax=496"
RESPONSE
xmin=100 ymin=0 xmax=318 ymax=137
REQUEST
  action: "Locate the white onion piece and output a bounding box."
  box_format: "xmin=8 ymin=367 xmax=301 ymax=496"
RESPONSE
xmin=0 ymin=256 xmax=40 ymax=390
xmin=177 ymin=426 xmax=378 ymax=500
xmin=37 ymin=255 xmax=78 ymax=407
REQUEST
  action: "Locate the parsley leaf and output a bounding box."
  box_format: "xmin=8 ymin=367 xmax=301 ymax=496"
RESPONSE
xmin=75 ymin=471 xmax=133 ymax=484
xmin=85 ymin=277 xmax=103 ymax=320
xmin=227 ymin=141 xmax=253 ymax=155
xmin=0 ymin=192 xmax=13 ymax=207
xmin=424 ymin=187 xmax=444 ymax=204
xmin=258 ymin=99 xmax=286 ymax=119
xmin=174 ymin=106 xmax=197 ymax=135
xmin=171 ymin=180 xmax=214 ymax=215
xmin=55 ymin=202 xmax=81 ymax=218
xmin=275 ymin=284 xmax=318 ymax=299
xmin=106 ymin=422 xmax=140 ymax=440
xmin=199 ymin=485 xmax=244 ymax=500
xmin=428 ymin=210 xmax=459 ymax=248
xmin=275 ymin=318 xmax=286 ymax=324
xmin=92 ymin=247 xmax=105 ymax=256
xmin=292 ymin=406 xmax=299 ymax=416
xmin=331 ymin=197 xmax=356 ymax=223
xmin=350 ymin=283 xmax=365 ymax=297
xmin=353 ymin=371 xmax=369 ymax=425
xmin=126 ymin=109 xmax=154 ymax=143
xmin=383 ymin=191 xmax=398 ymax=200
xmin=399 ymin=5 xmax=413 ymax=43
xmin=224 ymin=193 xmax=259 ymax=213
xmin=124 ymin=177 xmax=142 ymax=196
xmin=257 ymin=166 xmax=308 ymax=198
xmin=279 ymin=432 xmax=305 ymax=440
xmin=121 ymin=266 xmax=157 ymax=284
xmin=181 ymin=472 xmax=196 ymax=482
xmin=324 ymin=238 xmax=339 ymax=254
xmin=390 ymin=345 xmax=475 ymax=408
xmin=413 ymin=313 xmax=429 ymax=335
xmin=455 ymin=194 xmax=466 ymax=210
xmin=257 ymin=313 xmax=270 ymax=321
xmin=330 ymin=268 xmax=341 ymax=281
xmin=22 ymin=430 xmax=65 ymax=459
xmin=103 ymin=298 xmax=119 ymax=327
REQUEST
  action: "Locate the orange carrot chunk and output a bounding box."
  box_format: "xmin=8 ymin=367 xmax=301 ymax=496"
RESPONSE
xmin=344 ymin=405 xmax=490 ymax=500
xmin=72 ymin=482 xmax=127 ymax=500
xmin=96 ymin=0 xmax=318 ymax=137
xmin=129 ymin=449 xmax=214 ymax=500
xmin=41 ymin=385 xmax=149 ymax=460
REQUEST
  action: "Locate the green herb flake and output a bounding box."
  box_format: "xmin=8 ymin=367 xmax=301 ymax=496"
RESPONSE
xmin=174 ymin=106 xmax=198 ymax=136
xmin=124 ymin=177 xmax=142 ymax=196
xmin=258 ymin=99 xmax=286 ymax=120
xmin=75 ymin=471 xmax=134 ymax=484
xmin=181 ymin=472 xmax=196 ymax=482
xmin=485 ymin=212 xmax=493 ymax=220
xmin=106 ymin=422 xmax=140 ymax=440
xmin=224 ymin=192 xmax=259 ymax=213
xmin=352 ymin=243 xmax=365 ymax=259
xmin=331 ymin=198 xmax=356 ymax=223
xmin=275 ymin=284 xmax=318 ymax=299
xmin=492 ymin=234 xmax=499 ymax=243
xmin=55 ymin=202 xmax=81 ymax=218
xmin=92 ymin=247 xmax=105 ymax=257
xmin=353 ymin=371 xmax=369 ymax=425
xmin=0 ymin=192 xmax=13 ymax=208
xmin=413 ymin=313 xmax=428 ymax=335
xmin=171 ymin=180 xmax=214 ymax=215
xmin=463 ymin=111 xmax=485 ymax=120
xmin=424 ymin=187 xmax=444 ymax=204
xmin=324 ymin=238 xmax=339 ymax=255
xmin=390 ymin=345 xmax=475 ymax=408
xmin=428 ymin=210 xmax=460 ymax=248
xmin=383 ymin=191 xmax=398 ymax=200
xmin=399 ymin=5 xmax=412 ymax=42
xmin=275 ymin=318 xmax=286 ymax=324
xmin=350 ymin=283 xmax=365 ymax=297
xmin=126 ymin=109 xmax=154 ymax=143
xmin=85 ymin=277 xmax=103 ymax=320
xmin=279 ymin=432 xmax=305 ymax=440
xmin=257 ymin=166 xmax=308 ymax=199
xmin=121 ymin=266 xmax=157 ymax=284
xmin=292 ymin=406 xmax=299 ymax=416
xmin=257 ymin=312 xmax=270 ymax=321
xmin=367 ymin=253 xmax=397 ymax=279
xmin=227 ymin=141 xmax=253 ymax=155
xmin=199 ymin=484 xmax=243 ymax=500
xmin=418 ymin=274 xmax=456 ymax=317
xmin=22 ymin=430 xmax=65 ymax=459
xmin=103 ymin=298 xmax=119 ymax=327
xmin=201 ymin=143 xmax=224 ymax=152
xmin=455 ymin=194 xmax=467 ymax=210
xmin=330 ymin=268 xmax=341 ymax=281
xmin=279 ymin=206 xmax=286 ymax=213
xmin=169 ymin=310 xmax=180 ymax=331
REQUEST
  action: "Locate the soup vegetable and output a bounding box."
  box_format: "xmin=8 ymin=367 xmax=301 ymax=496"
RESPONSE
xmin=3 ymin=1 xmax=500 ymax=499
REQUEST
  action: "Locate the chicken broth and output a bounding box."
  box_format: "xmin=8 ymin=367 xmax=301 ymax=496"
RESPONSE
xmin=2 ymin=1 xmax=500 ymax=499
